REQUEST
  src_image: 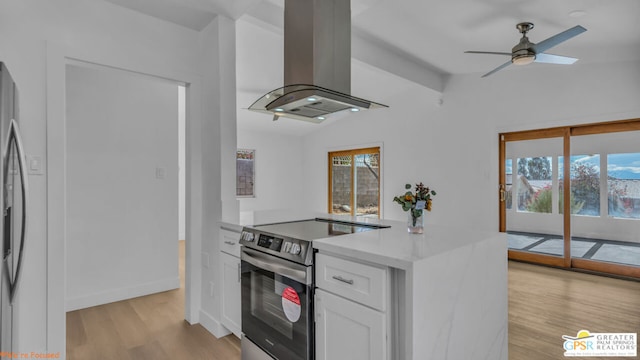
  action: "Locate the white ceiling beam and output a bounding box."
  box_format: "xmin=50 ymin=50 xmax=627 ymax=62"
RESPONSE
xmin=243 ymin=5 xmax=446 ymax=93
xmin=351 ymin=28 xmax=446 ymax=93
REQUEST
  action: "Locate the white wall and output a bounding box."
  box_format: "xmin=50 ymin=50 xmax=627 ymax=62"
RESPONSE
xmin=196 ymin=15 xmax=238 ymax=338
xmin=299 ymin=76 xmax=445 ymax=222
xmin=299 ymin=60 xmax=640 ymax=234
xmin=237 ymin=130 xmax=304 ymax=212
xmin=65 ymin=64 xmax=179 ymax=310
xmin=0 ymin=0 xmax=235 ymax=355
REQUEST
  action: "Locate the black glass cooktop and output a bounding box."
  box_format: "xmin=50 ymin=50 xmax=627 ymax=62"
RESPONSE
xmin=252 ymin=218 xmax=388 ymax=242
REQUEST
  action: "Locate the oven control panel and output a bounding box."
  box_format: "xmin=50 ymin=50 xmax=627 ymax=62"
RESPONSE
xmin=240 ymin=229 xmax=311 ymax=265
xmin=257 ymin=234 xmax=283 ymax=251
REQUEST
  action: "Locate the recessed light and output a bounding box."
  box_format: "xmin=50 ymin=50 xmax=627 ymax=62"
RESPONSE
xmin=569 ymin=10 xmax=587 ymax=18
xmin=274 ymin=108 xmax=284 ymax=112
xmin=350 ymin=108 xmax=360 ymax=112
xmin=316 ymin=116 xmax=326 ymax=120
xmin=306 ymin=97 xmax=317 ymax=102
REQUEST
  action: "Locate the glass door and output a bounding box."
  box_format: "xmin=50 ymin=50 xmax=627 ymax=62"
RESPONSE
xmin=500 ymin=119 xmax=640 ymax=278
xmin=502 ymin=133 xmax=567 ymax=267
xmin=570 ymin=130 xmax=640 ymax=276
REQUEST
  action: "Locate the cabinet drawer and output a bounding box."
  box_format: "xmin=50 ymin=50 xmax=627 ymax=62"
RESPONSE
xmin=220 ymin=228 xmax=241 ymax=257
xmin=315 ymin=253 xmax=387 ymax=311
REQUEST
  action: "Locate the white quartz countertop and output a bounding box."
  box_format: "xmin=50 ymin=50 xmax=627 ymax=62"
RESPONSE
xmin=220 ymin=209 xmax=505 ymax=270
xmin=313 ymin=223 xmax=505 ymax=270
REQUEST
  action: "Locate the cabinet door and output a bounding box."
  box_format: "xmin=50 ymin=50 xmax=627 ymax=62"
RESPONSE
xmin=315 ymin=289 xmax=386 ymax=360
xmin=220 ymin=252 xmax=241 ymax=338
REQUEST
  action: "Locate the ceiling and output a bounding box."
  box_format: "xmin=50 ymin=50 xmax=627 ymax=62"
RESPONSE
xmin=103 ymin=0 xmax=640 ymax=134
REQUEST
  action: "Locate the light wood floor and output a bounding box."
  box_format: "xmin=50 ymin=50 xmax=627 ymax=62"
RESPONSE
xmin=66 ymin=241 xmax=241 ymax=360
xmin=67 ymin=244 xmax=640 ymax=359
xmin=508 ymin=261 xmax=640 ymax=360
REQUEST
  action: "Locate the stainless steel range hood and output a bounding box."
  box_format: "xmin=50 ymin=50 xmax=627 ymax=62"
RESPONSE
xmin=248 ymin=0 xmax=387 ymax=123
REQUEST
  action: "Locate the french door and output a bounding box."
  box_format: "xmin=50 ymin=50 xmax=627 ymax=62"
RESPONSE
xmin=500 ymin=119 xmax=640 ymax=278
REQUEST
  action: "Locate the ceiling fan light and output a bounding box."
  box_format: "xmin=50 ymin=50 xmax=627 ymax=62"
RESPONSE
xmin=512 ymin=54 xmax=536 ymax=65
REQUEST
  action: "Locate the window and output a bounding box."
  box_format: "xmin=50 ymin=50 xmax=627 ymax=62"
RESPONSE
xmin=516 ymin=156 xmax=553 ymax=213
xmin=505 ymin=159 xmax=512 ymax=210
xmin=328 ymin=147 xmax=380 ymax=217
xmin=608 ymin=152 xmax=640 ymax=219
xmin=558 ymin=155 xmax=601 ymax=215
xmin=236 ymin=149 xmax=255 ymax=197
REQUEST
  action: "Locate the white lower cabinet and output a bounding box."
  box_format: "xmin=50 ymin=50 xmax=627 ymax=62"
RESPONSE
xmin=315 ymin=289 xmax=386 ymax=360
xmin=315 ymin=253 xmax=389 ymax=360
xmin=220 ymin=228 xmax=242 ymax=338
xmin=220 ymin=252 xmax=241 ymax=337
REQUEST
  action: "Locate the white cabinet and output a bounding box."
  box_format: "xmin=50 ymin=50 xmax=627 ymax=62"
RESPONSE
xmin=219 ymin=228 xmax=242 ymax=338
xmin=315 ymin=289 xmax=386 ymax=360
xmin=315 ymin=253 xmax=390 ymax=360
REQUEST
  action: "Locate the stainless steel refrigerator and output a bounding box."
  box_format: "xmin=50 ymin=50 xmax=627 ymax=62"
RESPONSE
xmin=0 ymin=62 xmax=28 ymax=354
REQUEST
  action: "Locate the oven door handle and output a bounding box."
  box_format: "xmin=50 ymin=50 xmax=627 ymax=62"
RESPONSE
xmin=241 ymin=248 xmax=311 ymax=285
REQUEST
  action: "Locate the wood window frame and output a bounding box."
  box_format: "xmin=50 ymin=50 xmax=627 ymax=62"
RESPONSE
xmin=328 ymin=147 xmax=381 ymax=217
xmin=499 ymin=118 xmax=640 ymax=278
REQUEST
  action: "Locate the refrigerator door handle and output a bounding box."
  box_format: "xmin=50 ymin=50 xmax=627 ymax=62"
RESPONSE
xmin=5 ymin=119 xmax=28 ymax=304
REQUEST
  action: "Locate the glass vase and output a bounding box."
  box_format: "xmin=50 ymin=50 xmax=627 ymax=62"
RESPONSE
xmin=407 ymin=211 xmax=424 ymax=234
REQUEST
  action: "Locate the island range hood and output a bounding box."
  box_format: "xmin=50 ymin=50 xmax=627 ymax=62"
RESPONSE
xmin=248 ymin=0 xmax=387 ymax=123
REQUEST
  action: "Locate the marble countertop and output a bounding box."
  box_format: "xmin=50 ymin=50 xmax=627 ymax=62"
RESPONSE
xmin=219 ymin=209 xmax=505 ymax=271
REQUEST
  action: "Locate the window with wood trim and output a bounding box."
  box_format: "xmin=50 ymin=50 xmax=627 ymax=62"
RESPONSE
xmin=328 ymin=147 xmax=380 ymax=217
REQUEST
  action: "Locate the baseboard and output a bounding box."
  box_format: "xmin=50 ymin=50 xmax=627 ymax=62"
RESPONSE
xmin=199 ymin=309 xmax=231 ymax=338
xmin=65 ymin=276 xmax=180 ymax=311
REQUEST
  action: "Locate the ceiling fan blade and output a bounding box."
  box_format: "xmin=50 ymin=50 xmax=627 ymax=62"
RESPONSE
xmin=532 ymin=25 xmax=586 ymax=54
xmin=481 ymin=60 xmax=512 ymax=78
xmin=465 ymin=51 xmax=512 ymax=56
xmin=534 ymin=53 xmax=578 ymax=65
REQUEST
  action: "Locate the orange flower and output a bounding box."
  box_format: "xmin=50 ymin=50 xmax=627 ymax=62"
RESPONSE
xmin=405 ymin=194 xmax=413 ymax=201
xmin=426 ymin=199 xmax=432 ymax=211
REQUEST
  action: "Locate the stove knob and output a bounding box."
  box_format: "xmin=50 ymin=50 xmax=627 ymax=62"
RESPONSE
xmin=242 ymin=232 xmax=254 ymax=242
xmin=290 ymin=243 xmax=301 ymax=255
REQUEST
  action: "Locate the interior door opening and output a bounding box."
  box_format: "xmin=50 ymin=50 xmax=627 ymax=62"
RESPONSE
xmin=64 ymin=62 xmax=186 ymax=313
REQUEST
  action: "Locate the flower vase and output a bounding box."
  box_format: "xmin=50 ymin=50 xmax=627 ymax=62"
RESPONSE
xmin=407 ymin=211 xmax=424 ymax=234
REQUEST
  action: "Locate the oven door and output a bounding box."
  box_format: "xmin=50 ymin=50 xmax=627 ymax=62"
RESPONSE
xmin=241 ymin=247 xmax=313 ymax=360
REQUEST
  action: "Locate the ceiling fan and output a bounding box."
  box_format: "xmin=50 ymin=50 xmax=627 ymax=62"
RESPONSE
xmin=465 ymin=22 xmax=587 ymax=77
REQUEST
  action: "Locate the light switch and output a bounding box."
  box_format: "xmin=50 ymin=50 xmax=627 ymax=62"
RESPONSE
xmin=202 ymin=252 xmax=210 ymax=268
xmin=28 ymin=155 xmax=44 ymax=175
xmin=155 ymin=167 xmax=166 ymax=180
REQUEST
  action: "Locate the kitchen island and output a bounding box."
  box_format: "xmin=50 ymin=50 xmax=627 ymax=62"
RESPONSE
xmin=221 ymin=210 xmax=507 ymax=360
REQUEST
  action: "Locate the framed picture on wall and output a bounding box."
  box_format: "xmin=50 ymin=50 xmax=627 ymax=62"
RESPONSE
xmin=236 ymin=149 xmax=255 ymax=197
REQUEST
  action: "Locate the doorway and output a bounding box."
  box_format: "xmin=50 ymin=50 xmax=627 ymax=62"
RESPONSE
xmin=64 ymin=63 xmax=184 ymax=310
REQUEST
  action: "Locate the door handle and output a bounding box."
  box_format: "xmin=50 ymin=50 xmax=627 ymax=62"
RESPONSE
xmin=5 ymin=119 xmax=28 ymax=304
xmin=241 ymin=248 xmax=311 ymax=285
xmin=499 ymin=184 xmax=506 ymax=202
xmin=332 ymin=275 xmax=354 ymax=285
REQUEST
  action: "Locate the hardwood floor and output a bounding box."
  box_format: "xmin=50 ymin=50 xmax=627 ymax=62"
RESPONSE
xmin=508 ymin=261 xmax=640 ymax=360
xmin=66 ymin=241 xmax=241 ymax=360
xmin=67 ymin=244 xmax=640 ymax=359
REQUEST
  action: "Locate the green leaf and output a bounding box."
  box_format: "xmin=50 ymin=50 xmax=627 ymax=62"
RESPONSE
xmin=402 ymin=203 xmax=411 ymax=211
xmin=405 ymin=184 xmax=412 ymax=189
xmin=431 ymin=190 xmax=437 ymax=195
